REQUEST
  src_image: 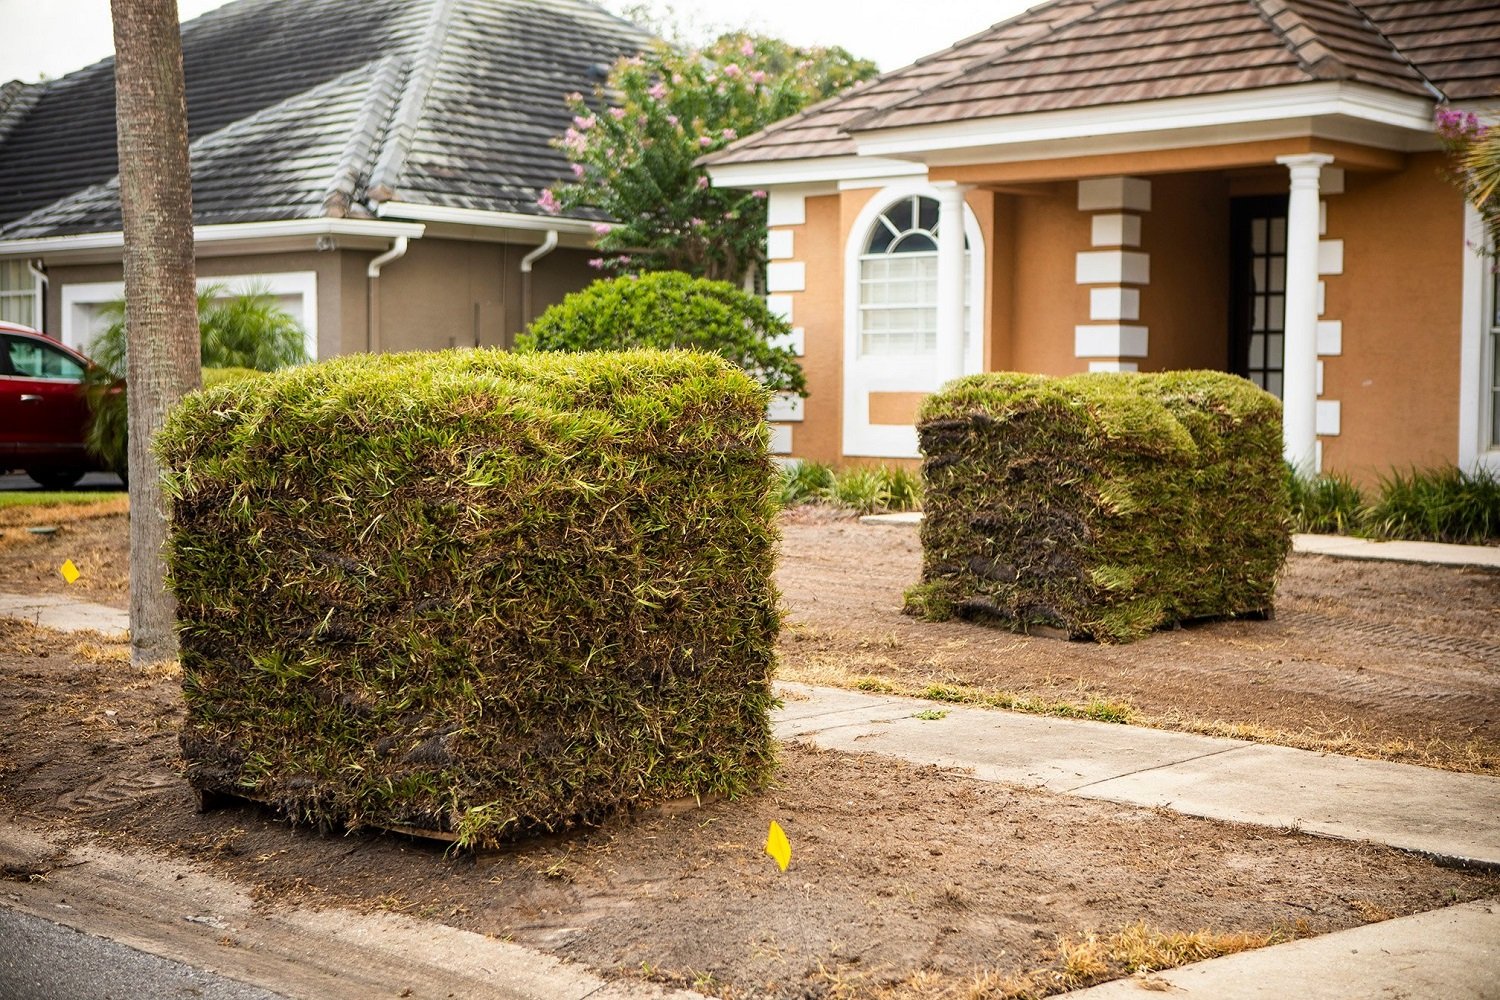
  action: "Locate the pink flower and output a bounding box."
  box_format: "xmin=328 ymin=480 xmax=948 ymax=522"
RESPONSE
xmin=666 ymin=114 xmax=679 ymax=127
xmin=609 ymin=107 xmax=627 ymax=121
xmin=740 ymin=38 xmax=755 ymax=57
xmin=588 ymin=258 xmax=605 ymax=269
xmin=672 ymin=73 xmax=684 ymax=85
xmin=565 ymin=92 xmax=583 ymax=103
xmin=572 ymin=114 xmax=596 ymax=131
xmin=698 ymin=135 xmax=714 ymax=148
xmin=721 ymin=128 xmax=737 ymax=140
xmin=537 ymin=188 xmax=561 ymax=215
xmin=648 ymin=81 xmax=668 ymax=101
xmin=591 ymin=222 xmax=611 ymax=235
xmin=751 ymin=190 xmax=767 ymax=199
xmin=690 ymin=217 xmax=705 ymax=227
xmin=750 ymin=70 xmax=766 ymax=85
xmin=571 ymin=162 xmax=587 ymax=179
xmin=723 ymin=63 xmax=742 ymax=78
xmin=696 ymin=175 xmax=710 ymax=190
xmin=618 ymin=255 xmax=632 ymax=265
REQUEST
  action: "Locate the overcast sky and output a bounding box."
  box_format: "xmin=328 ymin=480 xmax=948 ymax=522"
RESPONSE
xmin=0 ymin=0 xmax=1035 ymax=82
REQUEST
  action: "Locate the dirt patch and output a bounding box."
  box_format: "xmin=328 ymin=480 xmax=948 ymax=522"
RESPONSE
xmin=0 ymin=507 xmax=129 ymax=607
xmin=777 ymin=510 xmax=1500 ymax=773
xmin=1 ymin=620 xmax=1495 ymax=999
xmin=4 ymin=508 xmax=1498 ymax=772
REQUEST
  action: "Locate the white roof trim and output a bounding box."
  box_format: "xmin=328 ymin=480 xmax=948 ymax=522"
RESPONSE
xmin=375 ymin=201 xmax=604 ymax=236
xmin=851 ymin=82 xmax=1436 ymax=159
xmin=0 ymin=218 xmax=426 ymax=256
xmin=705 ymin=155 xmax=925 ymax=190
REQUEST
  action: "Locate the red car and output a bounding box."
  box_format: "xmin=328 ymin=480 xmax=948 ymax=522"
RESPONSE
xmin=0 ymin=321 xmax=111 ymax=489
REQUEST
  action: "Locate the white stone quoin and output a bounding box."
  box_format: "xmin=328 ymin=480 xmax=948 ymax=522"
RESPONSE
xmin=934 ymin=183 xmax=970 ymax=386
xmin=1277 ymin=153 xmax=1334 ymax=472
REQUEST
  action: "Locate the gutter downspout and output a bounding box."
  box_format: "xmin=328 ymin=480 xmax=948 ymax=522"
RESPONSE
xmin=27 ymin=259 xmax=48 ymax=332
xmin=366 ymin=236 xmax=408 ymax=353
xmin=519 ymin=230 xmax=558 ymax=331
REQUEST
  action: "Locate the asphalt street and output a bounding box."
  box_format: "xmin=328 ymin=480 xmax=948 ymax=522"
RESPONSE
xmin=0 ymin=906 xmax=289 ymax=1000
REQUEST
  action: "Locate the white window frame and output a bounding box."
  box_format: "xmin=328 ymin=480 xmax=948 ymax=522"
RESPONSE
xmin=842 ymin=181 xmax=985 ymax=458
xmin=0 ymin=259 xmax=42 ymax=329
xmin=1459 ymin=204 xmax=1500 ymax=472
xmin=60 ymin=271 xmax=319 ymax=362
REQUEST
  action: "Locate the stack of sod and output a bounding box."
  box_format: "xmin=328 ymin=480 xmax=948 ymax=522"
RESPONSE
xmin=158 ymin=349 xmax=779 ymax=847
xmin=905 ymin=371 xmax=1289 ymax=643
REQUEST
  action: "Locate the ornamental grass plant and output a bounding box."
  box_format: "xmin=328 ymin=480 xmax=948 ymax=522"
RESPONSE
xmin=158 ymin=349 xmax=780 ymax=847
xmin=905 ymin=371 xmax=1290 ymax=643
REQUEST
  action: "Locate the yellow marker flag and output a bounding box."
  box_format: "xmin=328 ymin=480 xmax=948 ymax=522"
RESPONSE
xmin=60 ymin=560 xmax=80 ymax=584
xmin=764 ymin=820 xmax=791 ymax=872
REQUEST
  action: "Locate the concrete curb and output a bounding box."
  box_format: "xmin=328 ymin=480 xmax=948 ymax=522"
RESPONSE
xmin=773 ymin=683 xmax=1500 ymax=867
xmin=1058 ymin=897 xmax=1500 ymax=998
xmin=0 ymin=822 xmax=703 ymax=1000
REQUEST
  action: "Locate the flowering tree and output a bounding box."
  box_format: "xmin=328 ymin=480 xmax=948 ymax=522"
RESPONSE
xmin=541 ymin=34 xmax=877 ymax=285
xmin=1437 ymin=107 xmax=1498 ymax=251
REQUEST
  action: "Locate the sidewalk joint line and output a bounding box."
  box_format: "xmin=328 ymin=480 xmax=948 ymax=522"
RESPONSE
xmin=1061 ymin=742 xmax=1256 ymax=794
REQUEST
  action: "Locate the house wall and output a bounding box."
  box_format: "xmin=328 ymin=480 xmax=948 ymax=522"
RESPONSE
xmin=1010 ymin=183 xmax=1093 ymax=376
xmin=1321 ymin=151 xmax=1465 ymax=483
xmin=1137 ymin=172 xmax=1231 ymax=373
xmin=32 ymin=238 xmax=600 ymax=362
xmin=373 ymin=238 xmax=599 ymax=354
xmin=40 ymin=249 xmax=350 ymax=358
xmin=783 ymin=192 xmax=846 ymax=464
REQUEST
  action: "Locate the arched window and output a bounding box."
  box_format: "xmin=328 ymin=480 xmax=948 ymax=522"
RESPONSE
xmin=857 ymin=195 xmax=969 ymax=356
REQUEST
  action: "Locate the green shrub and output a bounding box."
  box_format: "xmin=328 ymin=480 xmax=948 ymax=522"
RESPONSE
xmin=779 ymin=460 xmax=834 ymax=505
xmin=906 ymin=371 xmax=1289 ymax=643
xmin=824 ymin=466 xmax=890 ymax=514
xmin=158 ymin=348 xmax=780 ymax=847
xmin=1365 ymin=466 xmax=1500 ymax=544
xmin=1286 ymin=467 xmax=1366 ymax=535
xmin=517 ymin=271 xmax=806 ymax=396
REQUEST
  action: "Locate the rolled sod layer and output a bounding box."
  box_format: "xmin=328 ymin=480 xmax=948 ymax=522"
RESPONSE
xmin=159 ymin=349 xmax=779 ymax=846
xmin=905 ymin=371 xmax=1289 ymax=643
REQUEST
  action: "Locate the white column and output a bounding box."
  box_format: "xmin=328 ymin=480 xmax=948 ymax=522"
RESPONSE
xmin=1276 ymin=154 xmax=1333 ymax=472
xmin=934 ymin=183 xmax=970 ymax=388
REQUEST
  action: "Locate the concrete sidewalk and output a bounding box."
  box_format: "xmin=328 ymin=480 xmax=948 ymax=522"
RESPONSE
xmin=0 ymin=592 xmax=128 ymax=634
xmin=1060 ymin=898 xmax=1499 ymax=999
xmin=859 ymin=512 xmax=1500 ymax=569
xmin=774 ymin=683 xmax=1500 ymax=867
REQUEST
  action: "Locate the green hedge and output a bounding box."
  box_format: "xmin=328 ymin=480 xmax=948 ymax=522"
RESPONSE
xmin=158 ymin=349 xmax=780 ymax=846
xmin=905 ymin=371 xmax=1289 ymax=643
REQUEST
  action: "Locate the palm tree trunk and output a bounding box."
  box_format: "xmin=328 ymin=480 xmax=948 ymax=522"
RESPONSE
xmin=111 ymin=0 xmax=200 ymax=664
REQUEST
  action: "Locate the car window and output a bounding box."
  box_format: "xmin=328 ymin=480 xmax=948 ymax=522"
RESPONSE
xmin=3 ymin=335 xmax=87 ymax=381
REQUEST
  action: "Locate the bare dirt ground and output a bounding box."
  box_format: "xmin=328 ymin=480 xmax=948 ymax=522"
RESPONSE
xmin=1 ymin=619 xmax=1496 ymax=1000
xmin=3 ymin=506 xmax=1498 ymax=772
xmin=777 ymin=508 xmax=1500 ymax=774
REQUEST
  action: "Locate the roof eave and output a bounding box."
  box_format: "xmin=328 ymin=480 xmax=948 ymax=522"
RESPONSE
xmin=705 ymin=154 xmax=926 ymax=190
xmin=0 ymin=217 xmax=426 ymax=262
xmin=849 ymin=81 xmax=1439 ymax=162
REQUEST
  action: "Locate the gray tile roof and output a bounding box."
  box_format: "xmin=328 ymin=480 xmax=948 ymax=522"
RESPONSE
xmin=706 ymin=0 xmax=1498 ymax=168
xmin=0 ymin=0 xmax=652 ymax=240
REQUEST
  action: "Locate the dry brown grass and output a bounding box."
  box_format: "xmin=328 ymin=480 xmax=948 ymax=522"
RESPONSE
xmin=0 ymin=496 xmax=128 ymax=529
xmin=811 ymin=921 xmax=1287 ymax=999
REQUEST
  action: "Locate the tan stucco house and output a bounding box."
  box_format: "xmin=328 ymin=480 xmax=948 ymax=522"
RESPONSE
xmin=706 ymin=0 xmax=1500 ymax=482
xmin=0 ymin=0 xmax=648 ymax=363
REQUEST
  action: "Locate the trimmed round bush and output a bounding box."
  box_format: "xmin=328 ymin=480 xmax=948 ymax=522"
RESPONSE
xmin=158 ymin=348 xmax=780 ymax=847
xmin=516 ymin=271 xmax=807 ymax=396
xmin=905 ymin=371 xmax=1289 ymax=643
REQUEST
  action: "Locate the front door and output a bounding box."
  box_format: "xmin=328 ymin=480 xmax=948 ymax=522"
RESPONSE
xmin=1229 ymin=197 xmax=1288 ymax=398
xmin=843 ymin=191 xmax=983 ymax=458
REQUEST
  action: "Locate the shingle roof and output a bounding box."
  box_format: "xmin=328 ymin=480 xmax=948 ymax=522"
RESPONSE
xmin=0 ymin=0 xmax=652 ymax=239
xmin=706 ymin=0 xmax=1498 ymax=167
